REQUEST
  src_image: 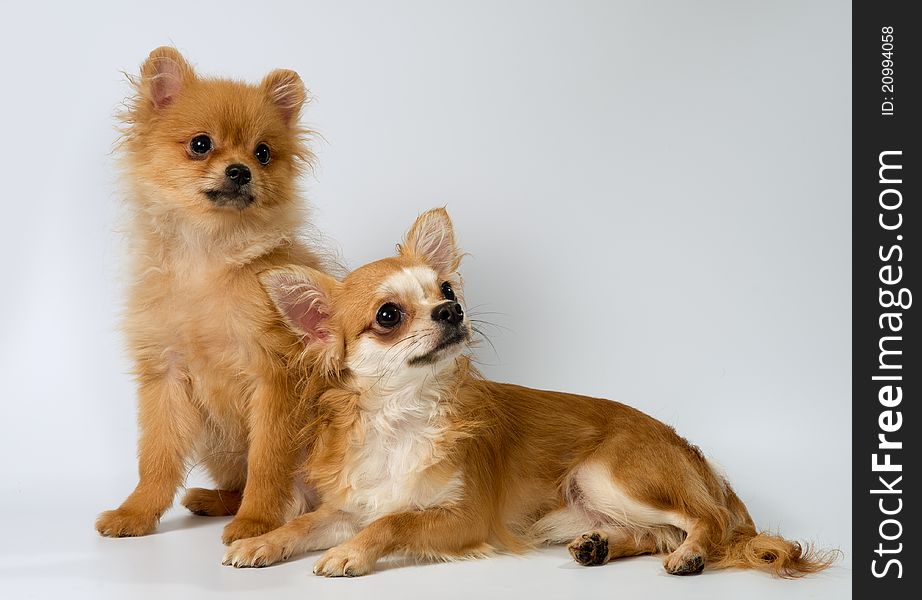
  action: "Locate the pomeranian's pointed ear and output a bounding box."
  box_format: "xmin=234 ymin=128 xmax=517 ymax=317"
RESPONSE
xmin=139 ymin=46 xmax=195 ymax=109
xmin=260 ymin=266 xmax=339 ymax=343
xmin=399 ymin=208 xmax=461 ymax=274
xmin=261 ymin=69 xmax=307 ymax=125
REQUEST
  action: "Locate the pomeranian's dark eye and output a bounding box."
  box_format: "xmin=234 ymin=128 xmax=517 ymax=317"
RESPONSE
xmin=375 ymin=303 xmax=402 ymax=329
xmin=441 ymin=282 xmax=456 ymax=301
xmin=189 ymin=134 xmax=213 ymax=156
xmin=254 ymin=143 xmax=271 ymax=165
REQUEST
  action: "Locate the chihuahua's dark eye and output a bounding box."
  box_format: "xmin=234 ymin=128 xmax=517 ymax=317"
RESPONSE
xmin=441 ymin=282 xmax=456 ymax=301
xmin=189 ymin=134 xmax=213 ymax=156
xmin=375 ymin=303 xmax=402 ymax=329
xmin=254 ymin=143 xmax=271 ymax=165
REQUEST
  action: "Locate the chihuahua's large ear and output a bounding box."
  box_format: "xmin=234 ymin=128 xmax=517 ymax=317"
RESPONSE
xmin=261 ymin=69 xmax=307 ymax=125
xmin=399 ymin=208 xmax=461 ymax=274
xmin=139 ymin=46 xmax=195 ymax=109
xmin=260 ymin=266 xmax=339 ymax=343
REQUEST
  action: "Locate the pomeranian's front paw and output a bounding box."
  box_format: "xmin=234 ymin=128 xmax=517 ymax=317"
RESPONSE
xmin=222 ymin=536 xmax=289 ymax=568
xmin=95 ymin=507 xmax=159 ymax=537
xmin=222 ymin=516 xmax=279 ymax=545
xmin=313 ymin=544 xmax=375 ymax=577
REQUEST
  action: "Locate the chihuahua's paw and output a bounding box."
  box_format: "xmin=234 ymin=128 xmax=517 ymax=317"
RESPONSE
xmin=313 ymin=544 xmax=375 ymax=578
xmin=95 ymin=507 xmax=159 ymax=537
xmin=182 ymin=488 xmax=242 ymax=517
xmin=222 ymin=516 xmax=279 ymax=545
xmin=568 ymin=531 xmax=610 ymax=566
xmin=222 ymin=536 xmax=289 ymax=568
xmin=663 ymin=545 xmax=705 ymax=576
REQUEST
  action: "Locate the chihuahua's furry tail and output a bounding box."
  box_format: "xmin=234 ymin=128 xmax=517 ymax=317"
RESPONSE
xmin=709 ymin=525 xmax=838 ymax=577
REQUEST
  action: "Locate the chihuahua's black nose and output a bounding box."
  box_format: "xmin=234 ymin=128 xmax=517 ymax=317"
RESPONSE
xmin=432 ymin=301 xmax=464 ymax=325
xmin=225 ymin=164 xmax=251 ymax=186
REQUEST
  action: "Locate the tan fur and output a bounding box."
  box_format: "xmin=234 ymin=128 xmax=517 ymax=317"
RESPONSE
xmin=225 ymin=208 xmax=837 ymax=576
xmin=95 ymin=47 xmax=329 ymax=544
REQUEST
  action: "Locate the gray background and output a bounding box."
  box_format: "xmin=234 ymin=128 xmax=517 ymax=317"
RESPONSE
xmin=0 ymin=1 xmax=851 ymax=598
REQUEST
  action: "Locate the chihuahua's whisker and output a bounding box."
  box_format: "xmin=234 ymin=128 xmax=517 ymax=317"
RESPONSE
xmin=374 ymin=339 xmax=422 ymax=375
xmin=469 ymin=318 xmax=513 ymax=334
xmin=467 ymin=356 xmax=503 ymax=368
xmin=464 ymin=302 xmax=504 ymax=312
xmin=381 ymin=331 xmax=428 ymax=361
xmin=385 ymin=337 xmax=429 ymax=376
xmin=378 ymin=337 xmax=424 ymax=371
xmin=469 ymin=325 xmax=500 ymax=362
xmin=390 ymin=337 xmax=430 ymax=371
xmin=367 ymin=332 xmax=436 ymax=392
xmin=467 ymin=311 xmax=508 ymax=319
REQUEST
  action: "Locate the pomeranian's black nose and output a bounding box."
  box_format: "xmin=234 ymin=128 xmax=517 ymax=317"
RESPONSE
xmin=432 ymin=301 xmax=464 ymax=325
xmin=225 ymin=164 xmax=252 ymax=186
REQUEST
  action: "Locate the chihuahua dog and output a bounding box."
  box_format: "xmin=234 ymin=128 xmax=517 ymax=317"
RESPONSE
xmin=96 ymin=47 xmax=327 ymax=543
xmin=222 ymin=208 xmax=835 ymax=576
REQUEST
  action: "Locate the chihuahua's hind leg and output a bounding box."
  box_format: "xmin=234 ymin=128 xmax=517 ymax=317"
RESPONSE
xmin=182 ymin=488 xmax=242 ymax=516
xmin=565 ymin=462 xmax=697 ymax=569
xmin=661 ymin=518 xmax=716 ymax=575
xmin=569 ymin=454 xmax=730 ymax=576
xmin=568 ymin=528 xmax=660 ymax=566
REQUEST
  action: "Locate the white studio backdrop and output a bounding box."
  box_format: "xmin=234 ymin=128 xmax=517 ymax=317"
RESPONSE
xmin=0 ymin=1 xmax=850 ymax=598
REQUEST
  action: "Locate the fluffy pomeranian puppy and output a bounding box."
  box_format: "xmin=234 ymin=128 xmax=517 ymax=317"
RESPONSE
xmin=222 ymin=208 xmax=836 ymax=576
xmin=96 ymin=47 xmax=327 ymax=544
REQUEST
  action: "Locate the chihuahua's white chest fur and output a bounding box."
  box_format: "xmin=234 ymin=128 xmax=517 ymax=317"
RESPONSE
xmin=342 ymin=377 xmax=463 ymax=525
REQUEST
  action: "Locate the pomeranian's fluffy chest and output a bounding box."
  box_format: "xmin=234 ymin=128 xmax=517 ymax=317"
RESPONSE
xmin=335 ymin=384 xmax=465 ymax=525
xmin=137 ymin=261 xmax=257 ymax=352
xmin=125 ymin=235 xmax=279 ymax=420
